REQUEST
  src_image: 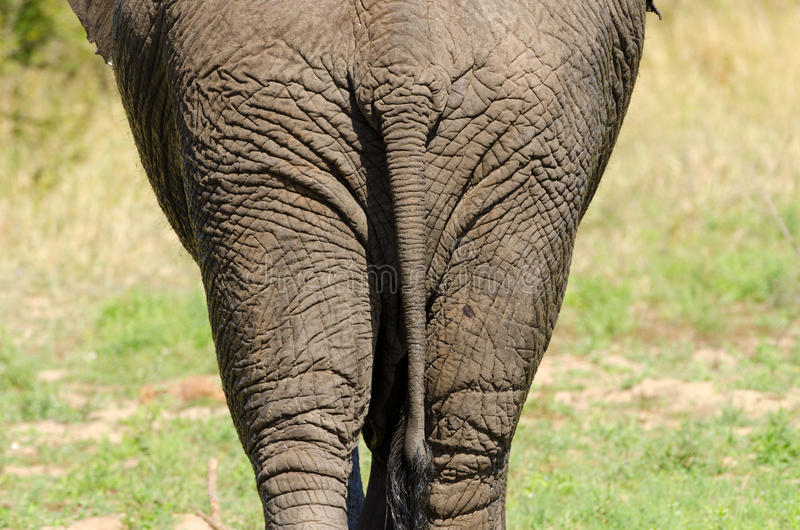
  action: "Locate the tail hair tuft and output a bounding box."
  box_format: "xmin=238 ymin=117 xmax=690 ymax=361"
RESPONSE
xmin=387 ymin=412 xmax=432 ymax=530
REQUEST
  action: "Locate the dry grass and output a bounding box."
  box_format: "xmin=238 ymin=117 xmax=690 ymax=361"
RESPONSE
xmin=0 ymin=61 xmax=196 ymax=353
xmin=580 ymin=0 xmax=800 ymax=270
xmin=2 ymin=0 xmax=798 ymax=343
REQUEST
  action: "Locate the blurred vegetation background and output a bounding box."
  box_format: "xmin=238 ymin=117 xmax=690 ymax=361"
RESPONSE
xmin=1 ymin=0 xmax=799 ymax=528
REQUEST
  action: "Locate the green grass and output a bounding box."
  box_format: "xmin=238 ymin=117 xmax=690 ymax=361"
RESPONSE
xmin=73 ymin=289 xmax=216 ymax=387
xmin=1 ymin=403 xmax=261 ymax=528
xmin=507 ymin=412 xmax=800 ymax=529
xmin=0 ymin=329 xmax=82 ymax=424
xmin=2 ymin=0 xmax=799 ymax=527
xmin=562 ymin=276 xmax=635 ymax=350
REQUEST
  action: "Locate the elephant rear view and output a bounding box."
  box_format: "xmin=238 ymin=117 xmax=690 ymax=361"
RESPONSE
xmin=69 ymin=0 xmax=654 ymax=528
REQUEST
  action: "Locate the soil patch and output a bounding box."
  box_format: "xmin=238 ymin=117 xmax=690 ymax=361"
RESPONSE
xmin=9 ymin=419 xmax=124 ymax=445
xmin=533 ymin=354 xmax=613 ymax=387
xmin=42 ymin=514 xmax=124 ymax=530
xmin=2 ymin=464 xmax=65 ymax=477
xmin=36 ymin=369 xmax=69 ymax=383
xmin=173 ymin=514 xmax=214 ymax=530
xmin=8 ymin=401 xmax=137 ymax=447
xmin=552 ymin=377 xmax=800 ymax=423
xmin=139 ymin=375 xmax=225 ymax=405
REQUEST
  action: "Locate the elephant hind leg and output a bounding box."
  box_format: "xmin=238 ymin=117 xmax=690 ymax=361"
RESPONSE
xmin=358 ymin=452 xmax=390 ymax=530
xmin=196 ymin=182 xmax=376 ymax=528
xmin=424 ymin=182 xmax=576 ymax=527
xmin=347 ymin=448 xmax=365 ymax=529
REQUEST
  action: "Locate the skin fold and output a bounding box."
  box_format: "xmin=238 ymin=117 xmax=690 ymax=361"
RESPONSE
xmin=69 ymin=0 xmax=650 ymax=528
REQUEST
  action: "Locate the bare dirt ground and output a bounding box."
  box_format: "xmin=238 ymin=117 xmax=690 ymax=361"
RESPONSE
xmin=3 ymin=374 xmax=229 ymax=530
xmin=40 ymin=513 xmax=216 ymax=530
xmin=5 ymin=327 xmax=798 ymax=529
xmin=531 ymin=338 xmax=800 ymax=431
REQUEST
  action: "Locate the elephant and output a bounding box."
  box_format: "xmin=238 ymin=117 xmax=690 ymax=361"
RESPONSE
xmin=68 ymin=0 xmax=657 ymax=527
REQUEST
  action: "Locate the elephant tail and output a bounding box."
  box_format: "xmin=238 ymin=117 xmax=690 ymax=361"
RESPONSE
xmin=361 ymin=71 xmax=448 ymax=529
xmin=382 ymin=98 xmax=433 ymax=530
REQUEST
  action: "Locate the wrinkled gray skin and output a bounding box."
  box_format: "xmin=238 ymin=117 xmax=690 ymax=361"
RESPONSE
xmin=69 ymin=0 xmax=650 ymax=527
